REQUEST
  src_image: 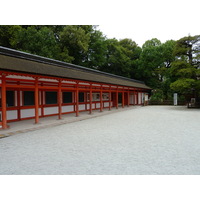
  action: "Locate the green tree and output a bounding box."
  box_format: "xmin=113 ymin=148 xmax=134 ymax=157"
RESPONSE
xmin=59 ymin=25 xmax=91 ymax=64
xmin=137 ymin=38 xmax=164 ymax=88
xmin=0 ymin=25 xmax=22 ymax=48
xmin=170 ymin=35 xmax=200 ymax=100
xmin=80 ymin=27 xmax=107 ymax=69
xmin=99 ymin=38 xmax=137 ymax=78
xmin=159 ymin=40 xmax=176 ymax=99
xmin=11 ymin=26 xmax=61 ymax=59
xmin=119 ymin=39 xmax=142 ymax=80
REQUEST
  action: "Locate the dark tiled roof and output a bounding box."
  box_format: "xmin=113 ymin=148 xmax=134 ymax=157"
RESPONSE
xmin=0 ymin=46 xmax=151 ymax=90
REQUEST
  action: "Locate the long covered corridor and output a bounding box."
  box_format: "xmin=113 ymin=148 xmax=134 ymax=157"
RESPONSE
xmin=0 ymin=46 xmax=150 ymax=129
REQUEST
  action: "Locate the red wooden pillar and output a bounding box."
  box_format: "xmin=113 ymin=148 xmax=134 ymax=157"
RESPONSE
xmin=17 ymin=82 xmax=21 ymax=120
xmin=135 ymin=91 xmax=137 ymax=105
xmin=58 ymin=80 xmax=62 ymax=119
xmin=34 ymin=77 xmax=39 ymax=124
xmin=116 ymin=88 xmax=118 ymax=109
xmin=89 ymin=84 xmax=92 ymax=114
xmin=41 ymin=84 xmax=44 ymax=117
xmin=136 ymin=91 xmax=138 ymax=105
xmin=127 ymin=90 xmax=130 ymax=107
xmin=141 ymin=92 xmax=143 ymax=105
xmin=1 ymin=74 xmax=8 ymax=129
xmin=109 ymin=86 xmax=111 ymax=111
xmin=75 ymin=82 xmax=79 ymax=117
xmin=100 ymin=85 xmax=103 ymax=112
xmin=122 ymin=90 xmax=125 ymax=108
xmin=85 ymin=92 xmax=87 ymax=111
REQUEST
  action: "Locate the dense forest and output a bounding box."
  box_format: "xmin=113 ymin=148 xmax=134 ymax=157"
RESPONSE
xmin=0 ymin=25 xmax=199 ymax=102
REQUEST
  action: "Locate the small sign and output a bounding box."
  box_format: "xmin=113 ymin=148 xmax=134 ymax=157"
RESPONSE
xmin=174 ymin=93 xmax=178 ymax=106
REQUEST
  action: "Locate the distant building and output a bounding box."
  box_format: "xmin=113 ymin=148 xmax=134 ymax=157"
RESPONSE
xmin=0 ymin=46 xmax=151 ymax=129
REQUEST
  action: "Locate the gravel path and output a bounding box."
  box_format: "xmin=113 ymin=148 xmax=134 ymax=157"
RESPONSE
xmin=0 ymin=106 xmax=200 ymax=175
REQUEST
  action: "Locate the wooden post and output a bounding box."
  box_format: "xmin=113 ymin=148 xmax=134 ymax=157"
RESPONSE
xmin=85 ymin=92 xmax=87 ymax=111
xmin=17 ymin=82 xmax=21 ymax=120
xmin=1 ymin=74 xmax=8 ymax=129
xmin=134 ymin=91 xmax=136 ymax=105
xmin=75 ymin=82 xmax=79 ymax=117
xmin=122 ymin=90 xmax=124 ymax=108
xmin=100 ymin=85 xmax=103 ymax=112
xmin=41 ymin=84 xmax=44 ymax=117
xmin=116 ymin=87 xmax=118 ymax=109
xmin=136 ymin=91 xmax=138 ymax=105
xmin=34 ymin=77 xmax=39 ymax=124
xmin=58 ymin=80 xmax=62 ymax=119
xmin=89 ymin=84 xmax=92 ymax=114
xmin=127 ymin=90 xmax=130 ymax=107
xmin=109 ymin=86 xmax=111 ymax=111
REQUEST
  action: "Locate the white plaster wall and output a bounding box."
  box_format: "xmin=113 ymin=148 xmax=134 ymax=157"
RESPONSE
xmin=92 ymin=103 xmax=95 ymax=109
xmin=138 ymin=93 xmax=142 ymax=104
xmin=96 ymin=103 xmax=100 ymax=109
xmin=138 ymin=93 xmax=141 ymax=104
xmin=7 ymin=75 xmax=34 ymax=80
xmin=62 ymin=105 xmax=74 ymax=112
xmin=79 ymin=104 xmax=86 ymax=111
xmin=134 ymin=94 xmax=136 ymax=104
xmin=44 ymin=107 xmax=58 ymax=115
xmin=21 ymin=109 xmax=35 ymax=118
xmin=7 ymin=110 xmax=17 ymax=120
xmin=85 ymin=104 xmax=94 ymax=110
xmin=104 ymin=102 xmax=109 ymax=107
xmin=39 ymin=78 xmax=58 ymax=82
xmin=129 ymin=95 xmax=134 ymax=104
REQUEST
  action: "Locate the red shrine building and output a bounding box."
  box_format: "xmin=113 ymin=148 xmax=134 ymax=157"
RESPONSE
xmin=0 ymin=46 xmax=151 ymax=129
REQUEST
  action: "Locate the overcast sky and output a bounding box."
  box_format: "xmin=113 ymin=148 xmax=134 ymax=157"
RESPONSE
xmin=97 ymin=0 xmax=199 ymax=46
xmin=1 ymin=0 xmax=199 ymax=48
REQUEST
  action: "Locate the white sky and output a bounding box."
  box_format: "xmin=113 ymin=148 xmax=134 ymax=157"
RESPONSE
xmin=1 ymin=0 xmax=199 ymax=47
xmin=97 ymin=0 xmax=200 ymax=46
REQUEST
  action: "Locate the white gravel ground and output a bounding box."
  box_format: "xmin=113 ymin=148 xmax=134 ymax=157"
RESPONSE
xmin=0 ymin=106 xmax=200 ymax=175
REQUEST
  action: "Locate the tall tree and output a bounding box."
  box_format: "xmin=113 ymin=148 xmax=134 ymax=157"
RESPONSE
xmin=99 ymin=38 xmax=140 ymax=78
xmin=0 ymin=25 xmax=22 ymax=48
xmin=159 ymin=40 xmax=176 ymax=99
xmin=59 ymin=25 xmax=91 ymax=64
xmin=137 ymin=38 xmax=164 ymax=88
xmin=170 ymin=35 xmax=200 ymax=100
xmin=119 ymin=38 xmax=141 ymax=77
xmin=11 ymin=26 xmax=61 ymax=59
xmin=80 ymin=27 xmax=107 ymax=69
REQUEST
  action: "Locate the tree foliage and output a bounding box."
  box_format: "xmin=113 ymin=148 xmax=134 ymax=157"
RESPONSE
xmin=1 ymin=25 xmax=199 ymax=101
xmin=170 ymin=35 xmax=200 ymax=98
